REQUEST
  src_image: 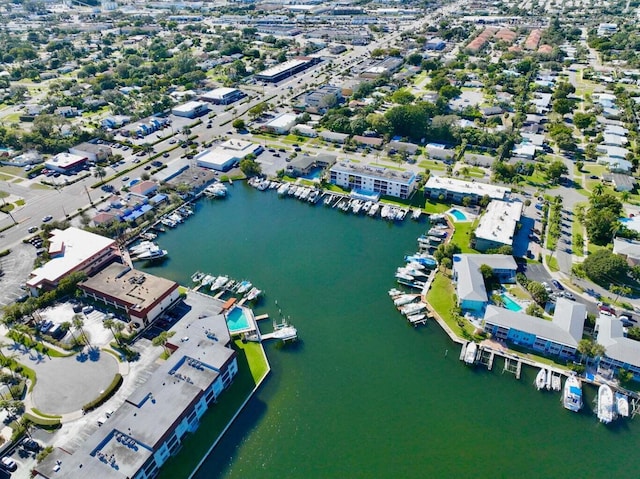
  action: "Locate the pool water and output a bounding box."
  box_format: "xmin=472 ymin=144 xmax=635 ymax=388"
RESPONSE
xmin=226 ymin=307 xmax=250 ymax=333
xmin=449 ymin=208 xmax=467 ymax=221
xmin=501 ymin=293 xmax=522 ymax=312
xmin=302 ymin=167 xmax=323 ymax=180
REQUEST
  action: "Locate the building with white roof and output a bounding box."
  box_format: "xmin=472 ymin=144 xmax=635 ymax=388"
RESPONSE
xmin=483 ymin=298 xmax=586 ymax=359
xmin=596 ymin=314 xmax=640 ymax=380
xmin=596 ymin=144 xmax=630 ymax=159
xmin=45 ymin=152 xmax=88 ymax=173
xmin=26 ymin=227 xmax=119 ymax=296
xmin=69 ymin=141 xmax=112 ymax=163
xmin=171 ymin=101 xmax=209 ymax=118
xmin=194 ymin=139 xmax=262 ymax=171
xmin=262 ymin=113 xmax=299 ymax=134
xmin=613 ymin=237 xmax=640 ymax=265
xmin=424 ymin=177 xmax=510 ymax=205
xmin=452 ymin=254 xmax=517 ymax=312
xmin=474 ymin=200 xmax=523 ymax=252
xmin=329 ymin=161 xmax=417 ymax=199
xmin=35 ymin=293 xmax=239 ymax=479
xmin=200 ymin=87 xmax=245 ymax=105
xmin=255 ymin=56 xmax=320 ymax=83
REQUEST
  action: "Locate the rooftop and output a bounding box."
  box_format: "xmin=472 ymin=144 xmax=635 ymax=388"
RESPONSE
xmin=474 ymin=200 xmax=523 ymax=247
xmin=331 ymin=161 xmax=416 ymax=184
xmin=453 ymin=254 xmax=517 ymax=304
xmin=425 ymin=177 xmax=510 ymax=200
xmin=596 ymin=315 xmax=640 ymax=367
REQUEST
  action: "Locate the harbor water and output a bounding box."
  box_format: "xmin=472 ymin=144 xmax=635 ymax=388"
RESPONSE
xmin=143 ymin=183 xmax=638 ymax=478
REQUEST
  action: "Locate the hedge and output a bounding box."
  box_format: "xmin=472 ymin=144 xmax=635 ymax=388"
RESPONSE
xmin=23 ymin=413 xmax=61 ymax=430
xmin=82 ymin=373 xmax=123 ymax=413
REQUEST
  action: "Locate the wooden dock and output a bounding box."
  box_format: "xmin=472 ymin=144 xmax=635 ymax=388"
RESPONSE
xmin=254 ymin=314 xmax=269 ymax=321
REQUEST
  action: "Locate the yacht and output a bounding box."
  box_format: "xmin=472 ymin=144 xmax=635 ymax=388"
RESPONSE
xmin=201 ymin=274 xmax=215 ymax=286
xmin=351 ymin=200 xmax=362 ymax=214
xmin=277 ymin=183 xmax=290 ymax=196
xmin=129 ymin=241 xmax=155 ymax=256
xmin=288 ymin=185 xmax=298 ymax=196
xmin=246 ymin=287 xmax=262 ymax=301
xmin=324 ymin=194 xmax=334 ymax=206
xmin=400 ymin=302 xmax=426 ymax=316
xmin=411 ymin=208 xmax=422 ymax=220
xmin=615 ymin=391 xmax=630 ymax=417
xmin=404 ymin=254 xmax=437 ymax=268
xmin=393 ymin=294 xmax=418 ymax=307
xmin=134 ymin=245 xmax=168 ymax=261
xmin=236 ymin=280 xmax=252 ymax=295
xmin=597 ymin=384 xmax=617 ymax=424
xmin=535 ymin=368 xmax=547 ymax=391
xmin=368 ymin=203 xmax=380 ymax=217
xmin=562 ymin=374 xmax=583 ymax=412
xmin=308 ymin=190 xmax=320 ymax=203
xmin=210 ymin=276 xmax=230 ymax=292
xmin=464 ymin=342 xmax=477 ymax=365
xmin=205 ymin=183 xmax=227 ymax=197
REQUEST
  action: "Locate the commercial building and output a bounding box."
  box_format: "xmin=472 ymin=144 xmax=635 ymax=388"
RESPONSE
xmin=262 ymin=113 xmax=299 ymax=134
xmin=424 ymin=177 xmax=510 ymax=204
xmin=255 ymin=56 xmax=321 ymax=83
xmin=26 ymin=227 xmax=119 ymax=296
xmin=452 ymin=254 xmax=517 ymax=312
xmin=200 ymin=88 xmax=245 ymax=105
xmin=474 ymin=200 xmax=523 ymax=252
xmin=79 ymin=262 xmax=180 ymax=326
xmin=329 ymin=161 xmax=417 ymax=199
xmin=69 ymin=142 xmax=112 ymax=163
xmin=302 ymin=85 xmax=342 ymax=113
xmin=195 ymin=139 xmax=262 ymax=172
xmin=45 ymin=152 xmax=88 ymax=173
xmin=35 ymin=293 xmax=239 ymax=479
xmin=360 ymin=57 xmax=404 ymax=79
xmin=483 ymin=299 xmax=586 ymax=360
xmin=171 ymin=101 xmax=210 ymax=119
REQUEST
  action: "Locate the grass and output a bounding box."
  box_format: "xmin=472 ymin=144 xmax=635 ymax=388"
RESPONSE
xmin=30 ymin=183 xmax=51 ymax=190
xmin=546 ymin=254 xmax=560 ymax=272
xmin=426 ymin=273 xmax=477 ymax=339
xmin=506 ymin=285 xmax=530 ymax=301
xmin=571 ymin=213 xmax=584 ymax=257
xmin=30 ymin=408 xmax=62 ymax=419
xmin=423 ymin=199 xmax=451 ymax=214
xmin=418 ymin=159 xmax=446 ymax=171
xmin=15 ymin=199 xmax=24 ymax=206
xmin=451 ymin=220 xmax=479 ymax=254
xmin=157 ymin=340 xmax=269 ymax=479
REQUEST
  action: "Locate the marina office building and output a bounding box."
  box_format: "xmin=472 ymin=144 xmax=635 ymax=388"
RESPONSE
xmin=329 ymin=161 xmax=418 ymax=199
xmin=36 ymin=297 xmax=239 ymax=479
xmin=424 ymin=177 xmax=510 ymax=204
xmin=483 ymin=299 xmax=586 ymax=360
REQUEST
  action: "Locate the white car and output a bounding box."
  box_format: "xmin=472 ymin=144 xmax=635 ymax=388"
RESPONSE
xmin=1 ymin=457 xmax=16 ymax=471
xmin=42 ymin=215 xmax=53 ymax=223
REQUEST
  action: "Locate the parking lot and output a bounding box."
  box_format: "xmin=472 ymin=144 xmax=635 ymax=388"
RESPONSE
xmin=0 ymin=244 xmax=36 ymax=307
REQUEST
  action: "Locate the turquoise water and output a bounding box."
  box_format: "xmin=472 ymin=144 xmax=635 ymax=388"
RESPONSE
xmin=143 ymin=183 xmax=639 ymax=479
xmin=449 ymin=208 xmax=467 ymax=221
xmin=301 ymin=167 xmax=323 ymax=180
xmin=226 ymin=306 xmax=250 ymax=333
xmin=501 ymin=293 xmax=523 ymax=312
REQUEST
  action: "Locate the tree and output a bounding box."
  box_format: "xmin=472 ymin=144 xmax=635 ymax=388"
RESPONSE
xmin=94 ymin=166 xmax=106 ymax=182
xmin=525 ymin=303 xmax=544 ymax=318
xmin=583 ymin=249 xmax=630 ymax=287
xmin=232 ymin=119 xmax=245 ymax=130
xmin=72 ymin=314 xmax=89 ymax=346
xmin=573 ymin=112 xmax=595 ymax=130
xmin=152 ymin=331 xmax=176 ymax=356
xmin=553 ymin=98 xmax=575 ymax=115
xmin=526 ymin=281 xmax=549 ymax=305
xmin=575 ymin=160 xmax=584 ymax=172
xmin=591 ymin=183 xmax=604 ymax=196
xmin=239 ymin=159 xmax=261 ymax=177
xmin=545 ymin=159 xmax=568 ymax=183
xmin=391 ymin=89 xmax=415 ymax=105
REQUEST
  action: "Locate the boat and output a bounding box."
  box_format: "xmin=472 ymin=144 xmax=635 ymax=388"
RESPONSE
xmin=277 ymin=183 xmax=290 ymax=196
xmin=308 ymin=190 xmax=320 ymax=203
xmin=368 ymin=203 xmax=379 ymax=217
xmin=615 ymin=391 xmax=630 ymax=417
xmin=395 ymin=271 xmax=414 ymax=282
xmin=210 ymin=275 xmax=230 ymax=292
xmin=404 ymin=254 xmax=437 ymax=268
xmin=140 ymin=232 xmax=157 ymax=240
xmin=380 ymin=205 xmax=391 ymax=219
xmin=407 ymin=313 xmax=426 ymax=324
xmin=204 ymin=182 xmax=227 ymax=197
xmin=398 ymin=266 xmax=428 ymax=278
xmin=191 ymin=271 xmax=205 ymax=283
xmin=323 ymin=194 xmax=334 ymax=206
xmin=597 ymin=384 xmax=617 ymax=424
xmin=362 ymin=201 xmax=371 ymax=213
xmin=246 ymin=287 xmax=262 ymax=301
xmin=201 ymin=274 xmax=215 ymax=286
xmin=400 ymin=302 xmax=426 ymax=316
xmin=464 ymin=342 xmax=477 ymax=365
xmin=551 ymin=372 xmax=561 ymax=392
xmin=535 ymin=368 xmax=547 ymax=391
xmin=388 ymin=288 xmax=403 ymax=297
xmin=288 ymin=185 xmax=298 ymax=196
xmin=134 ymin=245 xmax=168 ymax=261
xmin=161 ymin=217 xmax=177 ymax=228
xmin=129 ymin=241 xmax=156 ymax=256
xmin=411 ymin=208 xmax=422 ymax=220
xmin=236 ymin=280 xmax=252 ymax=294
xmin=428 ymin=228 xmax=448 ymax=238
xmin=351 ymin=200 xmax=362 ymax=214
xmin=393 ymin=294 xmax=418 ymax=307
xmin=562 ymin=374 xmax=583 ymax=412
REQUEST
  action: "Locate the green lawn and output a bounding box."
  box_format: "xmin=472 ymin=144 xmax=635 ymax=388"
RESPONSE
xmin=418 ymin=159 xmax=446 ymax=171
xmin=451 ymin=220 xmax=479 ymax=253
xmin=546 ymin=254 xmax=560 ymax=272
xmin=158 ymin=340 xmax=269 ymax=479
xmin=571 ymin=213 xmax=584 ymax=257
xmin=426 ymin=273 xmax=476 ymax=339
xmin=423 ymin=199 xmax=451 ymax=214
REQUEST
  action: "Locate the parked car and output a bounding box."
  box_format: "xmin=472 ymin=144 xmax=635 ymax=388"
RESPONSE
xmin=28 ymin=226 xmax=38 ymax=234
xmin=552 ymin=279 xmax=564 ymax=290
xmin=151 ymin=160 xmax=163 ymax=167
xmin=1 ymin=457 xmax=16 ymax=471
xmin=42 ymin=215 xmax=53 ymax=223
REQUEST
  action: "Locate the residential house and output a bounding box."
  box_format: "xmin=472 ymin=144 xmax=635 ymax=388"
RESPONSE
xmin=452 ymin=254 xmax=517 ymax=312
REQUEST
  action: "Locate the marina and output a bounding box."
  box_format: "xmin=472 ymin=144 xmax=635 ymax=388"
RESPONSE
xmin=136 ymin=183 xmax=640 ymax=479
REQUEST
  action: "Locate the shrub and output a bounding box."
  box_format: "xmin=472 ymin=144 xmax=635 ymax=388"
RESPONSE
xmin=23 ymin=413 xmax=61 ymax=430
xmin=82 ymin=374 xmax=123 ymax=413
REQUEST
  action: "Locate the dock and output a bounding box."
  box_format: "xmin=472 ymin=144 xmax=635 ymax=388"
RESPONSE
xmin=254 ymin=314 xmax=269 ymax=321
xmin=503 ymin=356 xmax=522 ymax=379
xmin=479 ymin=348 xmax=495 ymax=370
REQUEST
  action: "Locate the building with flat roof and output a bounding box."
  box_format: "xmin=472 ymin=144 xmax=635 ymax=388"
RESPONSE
xmin=79 ymin=262 xmax=180 ymax=326
xmin=69 ymin=142 xmax=112 ymax=163
xmin=255 ymin=56 xmax=321 ymax=83
xmin=302 ymin=84 xmax=342 ymax=113
xmin=286 ymin=153 xmax=336 ymax=177
xmin=35 ymin=293 xmax=239 ymax=479
xmin=200 ymin=87 xmax=245 ymax=105
xmin=45 ymin=152 xmax=88 ymax=173
xmin=195 ymin=139 xmax=262 ymax=172
xmin=26 ymin=227 xmax=119 ymax=296
xmin=452 ymin=254 xmax=517 ymax=312
xmin=329 ymin=161 xmax=417 ymax=199
xmin=262 ymin=113 xmax=299 ymax=134
xmin=424 ymin=177 xmax=510 ymax=204
xmin=474 ymin=200 xmax=523 ymax=252
xmin=171 ymin=101 xmax=209 ymax=118
xmin=483 ymin=298 xmax=585 ymax=359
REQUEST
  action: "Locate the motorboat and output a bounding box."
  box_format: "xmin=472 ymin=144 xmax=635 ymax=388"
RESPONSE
xmin=535 ymin=368 xmax=547 ymax=391
xmin=400 ymin=302 xmax=426 ymax=316
xmin=129 ymin=241 xmax=155 ymax=256
xmin=545 ymin=368 xmax=552 ymax=390
xmin=407 ymin=313 xmax=426 ymax=324
xmin=277 ymin=183 xmax=290 ymax=196
xmin=308 ymin=190 xmax=320 ymax=203
xmin=393 ymin=294 xmax=418 ymax=307
xmin=324 ymin=194 xmax=334 ymax=206
xmin=411 ymin=208 xmax=422 ymax=220
xmin=368 ymin=203 xmax=379 ymax=217
xmin=210 ymin=276 xmax=230 ymax=292
xmin=551 ymin=372 xmax=562 ymax=391
xmin=351 ymin=200 xmax=362 ymax=214
xmin=191 ymin=271 xmax=205 ymax=283
xmin=398 ymin=266 xmax=428 ymax=278
xmin=201 ymin=274 xmax=215 ymax=286
xmin=562 ymin=374 xmax=583 ymax=412
xmin=404 ymin=254 xmax=437 ymax=268
xmin=395 ymin=271 xmax=414 ymax=282
xmin=205 ymin=183 xmax=227 ymax=197
xmin=464 ymin=342 xmax=477 ymax=365
xmin=134 ymin=245 xmax=168 ymax=261
xmin=288 ymin=185 xmax=298 ymax=196
xmin=236 ymin=280 xmax=252 ymax=295
xmin=615 ymin=391 xmax=630 ymax=417
xmin=388 ymin=288 xmax=403 ymax=297
xmin=246 ymin=287 xmax=262 ymax=301
xmin=597 ymin=384 xmax=616 ymax=424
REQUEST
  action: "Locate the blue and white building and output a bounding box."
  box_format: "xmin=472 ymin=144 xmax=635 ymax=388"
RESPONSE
xmin=452 ymin=254 xmax=517 ymax=312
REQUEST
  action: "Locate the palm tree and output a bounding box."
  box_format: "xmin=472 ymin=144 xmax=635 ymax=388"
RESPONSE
xmin=592 ymin=183 xmax=604 ymax=196
xmin=60 ymin=321 xmax=77 ymax=345
xmin=620 ymin=191 xmax=630 ymax=203
xmin=152 ymin=331 xmax=176 ymax=356
xmin=72 ymin=314 xmax=89 ymax=346
xmin=104 ymin=319 xmax=125 ymax=346
xmin=94 ymin=166 xmax=107 ymax=182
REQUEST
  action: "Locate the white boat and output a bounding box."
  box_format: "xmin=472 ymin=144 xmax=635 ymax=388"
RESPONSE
xmin=191 ymin=271 xmax=205 ymax=283
xmin=246 ymin=287 xmax=262 ymax=301
xmin=388 ymin=288 xmax=403 ymax=297
xmin=288 ymin=185 xmax=298 ymax=196
xmin=324 ymin=194 xmax=334 ymax=206
xmin=210 ymin=275 xmax=229 ymax=292
xmin=398 ymin=266 xmax=428 ymax=278
xmin=597 ymin=384 xmax=617 ymax=424
xmin=161 ymin=218 xmax=177 ymax=228
xmin=351 ymin=200 xmax=362 ymax=214
xmin=308 ymin=190 xmax=320 ymax=203
xmin=201 ymin=274 xmax=215 ymax=286
xmin=299 ymin=187 xmax=310 ymax=200
xmin=380 ymin=205 xmax=391 ymax=219
xmin=407 ymin=313 xmax=426 ymax=324
xmin=411 ymin=208 xmax=422 ymax=220
xmin=400 ymin=302 xmax=425 ymax=316
xmin=407 ymin=261 xmax=426 ymax=271
xmin=395 ymin=272 xmax=414 ymax=282
xmin=236 ymin=280 xmax=252 ymax=294
xmin=464 ymin=342 xmax=477 ymax=365
xmin=562 ymin=374 xmax=583 ymax=412
xmin=368 ymin=203 xmax=379 ymax=217
xmin=615 ymin=391 xmax=630 ymax=417
xmin=393 ymin=294 xmax=418 ymax=307
xmin=277 ymin=183 xmax=290 ymax=196
xmin=362 ymin=201 xmax=372 ymax=212
xmin=129 ymin=241 xmax=155 ymax=255
xmin=545 ymin=368 xmax=552 ymax=390
xmin=205 ymin=183 xmax=227 ymax=197
xmin=135 ymin=246 xmax=168 ymax=261
xmin=535 ymin=368 xmax=547 ymax=391
xmin=551 ymin=372 xmax=561 ymax=392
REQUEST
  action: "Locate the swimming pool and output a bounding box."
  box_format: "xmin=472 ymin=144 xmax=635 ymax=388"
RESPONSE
xmin=500 ymin=293 xmax=522 ymax=312
xmin=226 ymin=306 xmax=251 ymax=333
xmin=448 ymin=208 xmax=468 ymax=221
xmin=302 ymin=167 xmax=323 ymax=180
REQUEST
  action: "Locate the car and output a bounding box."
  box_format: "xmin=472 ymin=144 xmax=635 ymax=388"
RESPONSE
xmin=278 ymin=148 xmax=285 ymax=152
xmin=294 ymin=147 xmax=301 ymax=152
xmin=132 ymin=158 xmax=141 ymax=164
xmin=169 ymin=139 xmax=177 ymax=144
xmin=206 ymin=124 xmax=212 ymax=129
xmin=163 ymin=152 xmax=170 ymax=158
xmin=144 ymin=165 xmax=152 ymax=170
xmin=563 ymin=292 xmax=575 ymax=300
xmin=268 ymin=149 xmax=275 ymax=152
xmin=152 ymin=160 xmax=163 ymax=167
xmin=552 ymin=279 xmax=564 ymax=290
xmin=122 ymin=176 xmax=130 ymax=182
xmin=181 ymin=143 xmax=188 ymax=148
xmin=1 ymin=457 xmax=16 ymax=471
xmin=42 ymin=215 xmax=53 ymax=223
xmin=122 ymin=146 xmax=130 ymax=151
xmin=28 ymin=226 xmax=38 ymax=234
xmin=274 ymin=153 xmax=280 ymax=157
xmin=590 ymin=175 xmax=599 ymax=180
